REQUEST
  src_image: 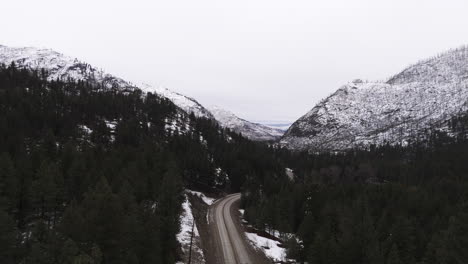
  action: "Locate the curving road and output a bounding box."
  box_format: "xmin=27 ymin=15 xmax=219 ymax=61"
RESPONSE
xmin=208 ymin=193 xmax=269 ymax=264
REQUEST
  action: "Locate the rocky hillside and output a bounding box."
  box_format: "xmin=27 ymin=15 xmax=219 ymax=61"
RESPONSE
xmin=281 ymin=46 xmax=468 ymax=151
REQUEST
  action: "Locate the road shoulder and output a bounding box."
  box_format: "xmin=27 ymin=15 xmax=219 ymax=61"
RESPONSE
xmin=229 ymin=198 xmax=272 ymax=264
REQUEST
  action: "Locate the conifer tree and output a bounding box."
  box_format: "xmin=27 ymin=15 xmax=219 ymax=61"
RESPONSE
xmin=387 ymin=244 xmax=403 ymax=264
xmin=0 ymin=210 xmax=18 ymax=264
xmin=0 ymin=153 xmax=18 ymax=212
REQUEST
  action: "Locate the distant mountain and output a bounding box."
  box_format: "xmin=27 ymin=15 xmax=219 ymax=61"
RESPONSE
xmin=281 ymin=46 xmax=468 ymax=151
xmin=261 ymin=122 xmax=292 ymax=131
xmin=208 ymin=106 xmax=284 ymax=141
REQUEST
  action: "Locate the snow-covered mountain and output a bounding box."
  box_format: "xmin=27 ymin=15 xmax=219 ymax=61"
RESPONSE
xmin=0 ymin=44 xmax=282 ymax=141
xmin=208 ymin=106 xmax=284 ymax=141
xmin=139 ymin=84 xmax=214 ymax=119
xmin=0 ymin=45 xmax=135 ymax=91
xmin=0 ymin=45 xmax=216 ymax=119
xmin=281 ymin=46 xmax=468 ymax=151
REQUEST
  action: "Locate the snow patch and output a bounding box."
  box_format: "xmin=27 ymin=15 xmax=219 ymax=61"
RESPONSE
xmin=177 ymin=193 xmax=205 ymax=264
xmin=245 ymin=232 xmax=287 ymax=262
xmin=240 ymin=207 xmax=298 ymax=262
xmin=105 ymin=120 xmax=117 ymax=131
xmin=285 ymin=168 xmax=295 ymax=181
xmin=79 ymin=125 xmax=93 ymax=135
xmin=186 ymin=190 xmax=216 ymax=205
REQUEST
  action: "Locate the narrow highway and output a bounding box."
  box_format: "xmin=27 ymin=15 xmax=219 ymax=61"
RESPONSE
xmin=208 ymin=193 xmax=268 ymax=264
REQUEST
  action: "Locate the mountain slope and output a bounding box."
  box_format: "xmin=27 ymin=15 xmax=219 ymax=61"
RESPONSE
xmin=0 ymin=45 xmax=133 ymax=90
xmin=140 ymin=84 xmax=214 ymax=119
xmin=208 ymin=106 xmax=284 ymax=141
xmin=0 ymin=45 xmax=214 ymax=119
xmin=281 ymin=46 xmax=468 ymax=151
xmin=0 ymin=45 xmax=286 ymax=140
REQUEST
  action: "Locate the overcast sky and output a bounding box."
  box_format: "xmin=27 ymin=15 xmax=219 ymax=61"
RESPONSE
xmin=2 ymin=0 xmax=468 ymax=123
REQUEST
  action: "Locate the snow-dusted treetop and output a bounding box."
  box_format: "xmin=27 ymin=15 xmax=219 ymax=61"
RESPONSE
xmin=281 ymin=45 xmax=468 ymax=151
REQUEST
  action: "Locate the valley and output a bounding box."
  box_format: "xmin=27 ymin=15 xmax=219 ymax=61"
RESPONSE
xmin=0 ymin=43 xmax=468 ymax=264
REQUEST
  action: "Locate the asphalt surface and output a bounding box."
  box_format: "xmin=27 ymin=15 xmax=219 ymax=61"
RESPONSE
xmin=208 ymin=193 xmax=267 ymax=264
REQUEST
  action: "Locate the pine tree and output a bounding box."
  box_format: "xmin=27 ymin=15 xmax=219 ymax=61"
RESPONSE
xmin=33 ymin=161 xmax=62 ymax=227
xmin=90 ymin=243 xmax=103 ymax=264
xmin=0 ymin=210 xmax=18 ymax=264
xmin=81 ymin=177 xmax=126 ymax=264
xmin=387 ymin=244 xmax=403 ymax=264
xmin=158 ymin=159 xmax=184 ymax=263
xmin=441 ymin=211 xmax=468 ymax=263
xmin=138 ymin=208 xmax=162 ymax=263
xmin=58 ymin=238 xmax=80 ymax=264
xmin=423 ymin=232 xmax=449 ymax=264
xmin=0 ymin=153 xmax=18 ymax=212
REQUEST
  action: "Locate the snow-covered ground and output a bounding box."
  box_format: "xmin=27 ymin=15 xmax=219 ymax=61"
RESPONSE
xmin=245 ymin=232 xmax=287 ymax=262
xmin=239 ymin=209 xmax=294 ymax=263
xmin=186 ymin=190 xmax=216 ymax=205
xmin=176 ymin=192 xmax=205 ymax=264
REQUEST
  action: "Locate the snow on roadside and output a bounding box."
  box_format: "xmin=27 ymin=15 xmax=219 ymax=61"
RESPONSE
xmin=245 ymin=232 xmax=287 ymax=262
xmin=176 ymin=192 xmax=205 ymax=264
xmin=186 ymin=190 xmax=216 ymax=205
xmin=239 ymin=209 xmax=294 ymax=263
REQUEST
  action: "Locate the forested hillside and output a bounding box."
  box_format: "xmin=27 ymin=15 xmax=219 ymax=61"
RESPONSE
xmin=0 ymin=64 xmax=287 ymax=263
xmin=243 ymin=112 xmax=468 ymax=263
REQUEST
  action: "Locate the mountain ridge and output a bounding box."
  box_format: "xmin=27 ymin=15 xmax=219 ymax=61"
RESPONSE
xmin=281 ymin=45 xmax=468 ymax=151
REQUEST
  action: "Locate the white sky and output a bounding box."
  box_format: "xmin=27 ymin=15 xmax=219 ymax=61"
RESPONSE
xmin=2 ymin=0 xmax=468 ymax=123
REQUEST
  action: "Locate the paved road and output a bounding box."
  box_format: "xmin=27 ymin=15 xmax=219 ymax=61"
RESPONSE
xmin=208 ymin=193 xmax=267 ymax=264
